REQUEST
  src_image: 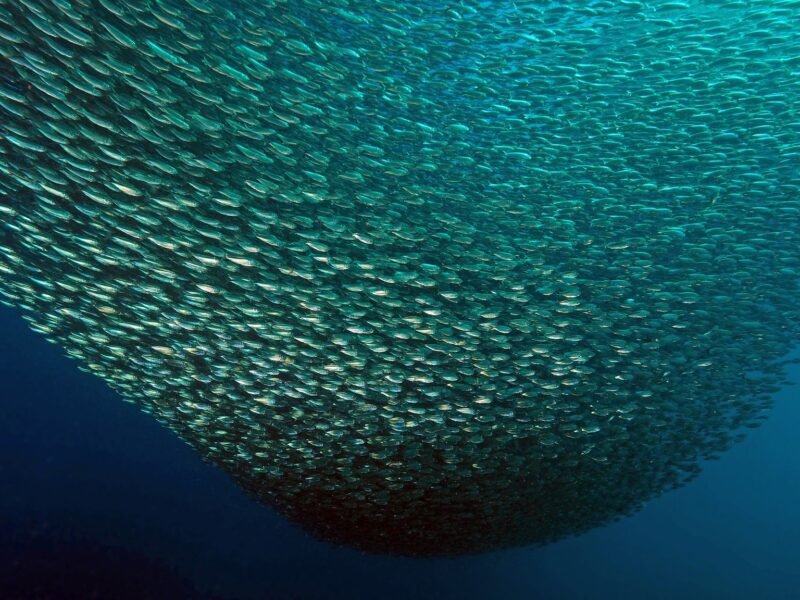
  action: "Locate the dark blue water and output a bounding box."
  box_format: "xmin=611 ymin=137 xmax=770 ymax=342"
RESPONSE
xmin=1 ymin=304 xmax=798 ymax=599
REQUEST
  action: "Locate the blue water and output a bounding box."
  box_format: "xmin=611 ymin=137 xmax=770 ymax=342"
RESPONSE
xmin=1 ymin=304 xmax=798 ymax=599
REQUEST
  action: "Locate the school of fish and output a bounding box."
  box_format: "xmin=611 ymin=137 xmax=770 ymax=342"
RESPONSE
xmin=1 ymin=0 xmax=799 ymax=556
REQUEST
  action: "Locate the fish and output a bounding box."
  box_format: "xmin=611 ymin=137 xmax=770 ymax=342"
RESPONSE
xmin=0 ymin=0 xmax=799 ymax=557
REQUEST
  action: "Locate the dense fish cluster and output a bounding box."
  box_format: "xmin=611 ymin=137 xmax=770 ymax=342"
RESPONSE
xmin=1 ymin=0 xmax=799 ymax=556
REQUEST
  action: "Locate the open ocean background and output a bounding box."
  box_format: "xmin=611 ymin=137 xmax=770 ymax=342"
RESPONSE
xmin=1 ymin=302 xmax=798 ymax=599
